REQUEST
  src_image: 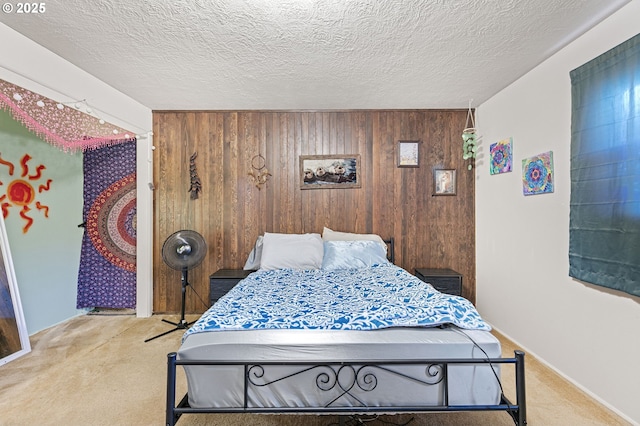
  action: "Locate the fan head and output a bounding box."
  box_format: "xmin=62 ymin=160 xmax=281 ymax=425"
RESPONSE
xmin=162 ymin=230 xmax=207 ymax=271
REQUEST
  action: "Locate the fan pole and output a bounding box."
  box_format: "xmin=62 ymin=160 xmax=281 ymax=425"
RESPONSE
xmin=178 ymin=266 xmax=188 ymax=327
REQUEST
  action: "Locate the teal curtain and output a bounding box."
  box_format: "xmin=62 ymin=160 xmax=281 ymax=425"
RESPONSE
xmin=569 ymin=33 xmax=640 ymax=297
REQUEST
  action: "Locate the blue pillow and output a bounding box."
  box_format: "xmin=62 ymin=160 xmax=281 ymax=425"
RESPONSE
xmin=321 ymin=240 xmax=389 ymax=270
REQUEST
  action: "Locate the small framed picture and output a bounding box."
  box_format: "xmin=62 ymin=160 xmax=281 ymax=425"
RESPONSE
xmin=397 ymin=140 xmax=420 ymax=168
xmin=433 ymin=169 xmax=456 ymax=196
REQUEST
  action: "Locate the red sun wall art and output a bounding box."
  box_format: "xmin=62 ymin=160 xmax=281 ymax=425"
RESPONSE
xmin=0 ymin=153 xmax=52 ymax=233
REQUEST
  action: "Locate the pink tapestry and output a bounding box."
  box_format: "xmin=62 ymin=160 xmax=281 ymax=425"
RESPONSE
xmin=0 ymin=78 xmax=134 ymax=152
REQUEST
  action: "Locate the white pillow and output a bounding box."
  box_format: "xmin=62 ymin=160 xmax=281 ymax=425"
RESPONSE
xmin=322 ymin=227 xmax=386 ymax=249
xmin=243 ymin=235 xmax=263 ymax=270
xmin=321 ymin=240 xmax=390 ymax=270
xmin=259 ymin=232 xmax=324 ymax=270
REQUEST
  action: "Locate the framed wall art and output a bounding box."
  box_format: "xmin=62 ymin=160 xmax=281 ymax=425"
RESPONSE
xmin=433 ymin=169 xmax=457 ymax=196
xmin=0 ymin=214 xmax=31 ymax=366
xmin=397 ymin=140 xmax=420 ymax=168
xmin=490 ymin=137 xmax=513 ymax=175
xmin=522 ymin=151 xmax=554 ymax=196
xmin=300 ymin=154 xmax=361 ymax=189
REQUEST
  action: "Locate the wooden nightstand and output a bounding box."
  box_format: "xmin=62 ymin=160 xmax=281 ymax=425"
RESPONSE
xmin=414 ymin=268 xmax=463 ymax=296
xmin=209 ymin=269 xmax=253 ymax=305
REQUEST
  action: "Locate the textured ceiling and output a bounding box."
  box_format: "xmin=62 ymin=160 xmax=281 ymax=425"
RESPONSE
xmin=0 ymin=0 xmax=631 ymax=110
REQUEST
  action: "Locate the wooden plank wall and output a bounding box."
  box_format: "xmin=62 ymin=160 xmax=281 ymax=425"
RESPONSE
xmin=152 ymin=110 xmax=475 ymax=314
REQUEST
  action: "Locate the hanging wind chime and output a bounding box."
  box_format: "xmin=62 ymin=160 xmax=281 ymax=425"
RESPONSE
xmin=462 ymin=101 xmax=478 ymax=170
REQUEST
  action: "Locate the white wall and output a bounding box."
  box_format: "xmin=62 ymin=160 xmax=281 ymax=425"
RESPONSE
xmin=476 ymin=1 xmax=640 ymax=424
xmin=0 ymin=23 xmax=154 ymax=332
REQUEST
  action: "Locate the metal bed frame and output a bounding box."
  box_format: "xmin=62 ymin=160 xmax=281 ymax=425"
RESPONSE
xmin=165 ymin=237 xmax=526 ymax=425
xmin=166 ymin=350 xmax=526 ymax=426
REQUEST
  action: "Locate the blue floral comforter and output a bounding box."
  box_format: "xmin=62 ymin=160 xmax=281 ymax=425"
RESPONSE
xmin=183 ymin=264 xmax=490 ymax=341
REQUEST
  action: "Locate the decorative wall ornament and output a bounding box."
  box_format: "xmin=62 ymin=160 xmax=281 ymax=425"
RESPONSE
xmin=462 ymin=101 xmax=478 ymax=170
xmin=0 ymin=79 xmax=135 ymax=152
xmin=490 ymin=137 xmax=513 ymax=174
xmin=248 ymin=154 xmax=271 ymax=190
xmin=522 ymin=151 xmax=554 ymax=195
xmin=188 ymin=152 xmax=202 ymax=199
xmin=0 ymin=152 xmax=52 ymax=233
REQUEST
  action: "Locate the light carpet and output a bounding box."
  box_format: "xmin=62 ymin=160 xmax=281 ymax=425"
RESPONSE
xmin=0 ymin=315 xmax=630 ymax=426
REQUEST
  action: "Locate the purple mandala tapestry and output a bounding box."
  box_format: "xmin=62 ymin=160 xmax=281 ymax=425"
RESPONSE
xmin=76 ymin=141 xmax=136 ymax=309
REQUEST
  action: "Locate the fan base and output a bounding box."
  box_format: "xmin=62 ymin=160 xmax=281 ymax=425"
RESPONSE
xmin=144 ymin=318 xmax=194 ymax=342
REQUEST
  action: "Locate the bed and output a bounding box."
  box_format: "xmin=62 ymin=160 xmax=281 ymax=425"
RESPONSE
xmin=166 ymin=231 xmax=526 ymax=426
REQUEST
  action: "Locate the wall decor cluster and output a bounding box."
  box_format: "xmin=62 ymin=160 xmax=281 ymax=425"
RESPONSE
xmin=299 ymin=155 xmax=360 ymax=189
xmin=433 ymin=169 xmax=457 ymax=196
xmin=397 ymin=140 xmax=420 ymax=167
xmin=0 ymin=214 xmax=30 ymax=366
xmin=522 ymin=151 xmax=554 ymax=195
xmin=152 ymin=109 xmax=478 ymax=313
xmin=490 ymin=137 xmax=513 ymax=174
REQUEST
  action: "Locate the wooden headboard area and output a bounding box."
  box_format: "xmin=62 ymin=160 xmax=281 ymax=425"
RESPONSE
xmin=152 ymin=110 xmax=475 ymax=314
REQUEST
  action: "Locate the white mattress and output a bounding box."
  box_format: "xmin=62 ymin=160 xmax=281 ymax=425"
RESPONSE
xmin=178 ymin=326 xmax=502 ymax=410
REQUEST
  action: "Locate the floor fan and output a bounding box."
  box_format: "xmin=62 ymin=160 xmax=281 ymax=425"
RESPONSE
xmin=145 ymin=230 xmax=207 ymax=343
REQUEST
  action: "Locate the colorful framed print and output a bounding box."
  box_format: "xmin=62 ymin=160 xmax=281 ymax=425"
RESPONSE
xmin=522 ymin=151 xmax=554 ymax=195
xmin=300 ymin=155 xmax=361 ymax=189
xmin=490 ymin=137 xmax=513 ymax=174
